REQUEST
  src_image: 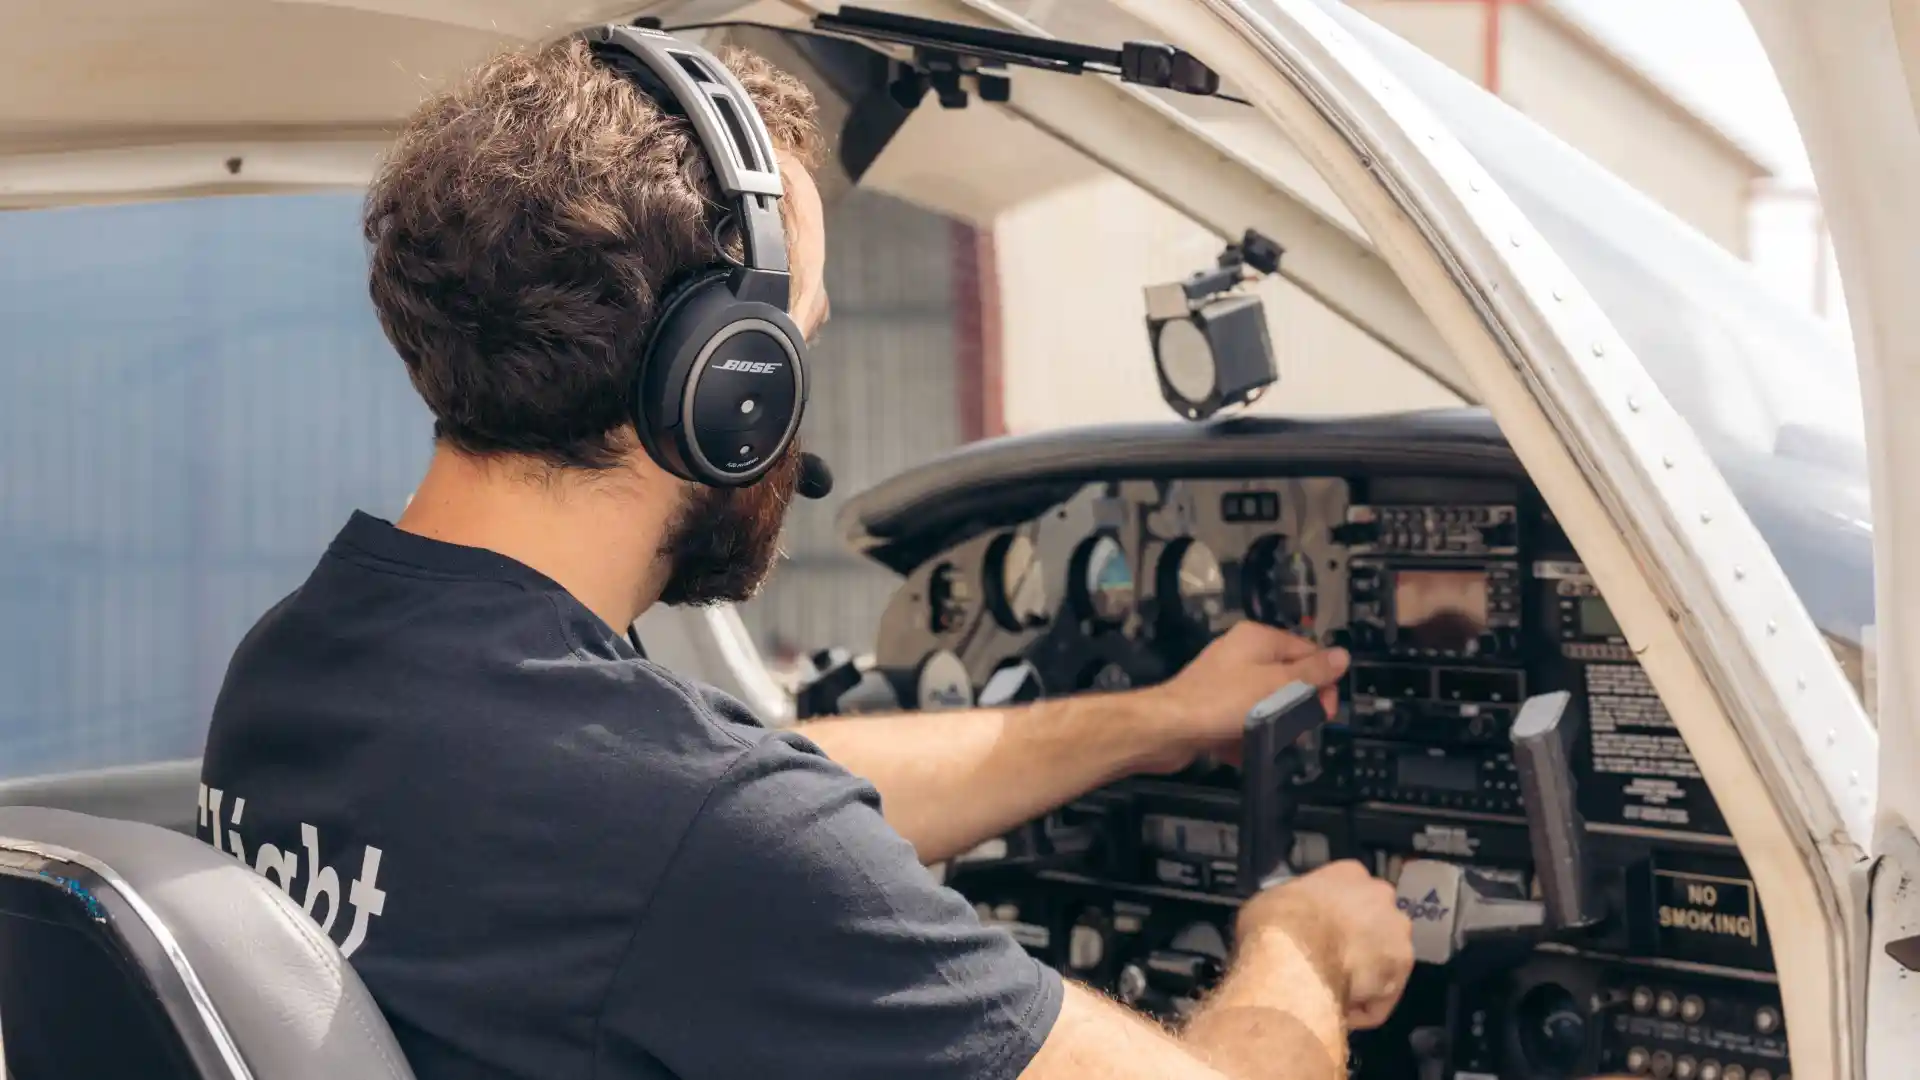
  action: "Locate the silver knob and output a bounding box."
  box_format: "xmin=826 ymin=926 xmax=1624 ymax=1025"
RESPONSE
xmin=1068 ymin=924 xmax=1105 ymax=971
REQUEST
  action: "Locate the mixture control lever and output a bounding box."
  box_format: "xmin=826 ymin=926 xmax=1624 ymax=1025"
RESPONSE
xmin=1237 ymin=682 xmax=1331 ymax=895
xmin=1397 ymin=690 xmax=1602 ymax=963
xmin=1510 ymin=690 xmax=1603 ymax=930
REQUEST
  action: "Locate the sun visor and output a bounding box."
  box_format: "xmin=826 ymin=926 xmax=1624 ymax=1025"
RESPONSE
xmin=712 ymin=24 xmax=1101 ymax=224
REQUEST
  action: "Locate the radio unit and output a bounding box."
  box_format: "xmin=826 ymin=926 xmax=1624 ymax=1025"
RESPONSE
xmin=1347 ymin=559 xmax=1523 ymax=661
xmin=1538 ymin=559 xmax=1635 ymax=663
xmin=1023 ymin=783 xmax=1348 ymax=899
xmin=1338 ymin=503 xmax=1520 ymax=556
xmin=1348 ymin=739 xmax=1522 ymax=815
xmin=1347 ymin=663 xmax=1525 ymax=740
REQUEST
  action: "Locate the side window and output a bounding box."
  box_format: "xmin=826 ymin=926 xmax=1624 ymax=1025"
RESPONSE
xmin=0 ymin=194 xmax=429 ymax=780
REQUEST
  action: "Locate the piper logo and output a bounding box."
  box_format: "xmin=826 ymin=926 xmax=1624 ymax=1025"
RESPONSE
xmin=714 ymin=358 xmax=782 ymax=374
xmin=1398 ymin=888 xmax=1452 ymax=923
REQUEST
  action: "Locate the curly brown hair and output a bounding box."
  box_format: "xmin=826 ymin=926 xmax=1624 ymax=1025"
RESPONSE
xmin=363 ymin=38 xmax=821 ymax=469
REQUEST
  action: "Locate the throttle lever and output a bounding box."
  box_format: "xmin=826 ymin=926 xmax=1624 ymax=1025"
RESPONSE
xmin=1395 ymin=691 xmax=1604 ymax=966
xmin=1237 ymin=682 xmax=1330 ymax=896
xmin=1511 ymin=690 xmax=1604 ymax=930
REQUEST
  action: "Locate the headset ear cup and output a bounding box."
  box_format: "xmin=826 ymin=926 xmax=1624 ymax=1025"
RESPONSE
xmin=630 ymin=270 xmax=732 ymax=483
xmin=632 ymin=270 xmax=809 ymax=488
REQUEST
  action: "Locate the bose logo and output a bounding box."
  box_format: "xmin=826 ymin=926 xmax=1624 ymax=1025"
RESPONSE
xmin=714 ymin=359 xmax=783 ymax=374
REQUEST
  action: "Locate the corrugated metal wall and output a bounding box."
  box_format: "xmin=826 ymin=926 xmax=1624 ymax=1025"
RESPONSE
xmin=0 ymin=193 xmax=431 ymax=780
xmin=0 ymin=187 xmax=965 ymax=779
xmin=734 ymin=189 xmax=965 ymax=664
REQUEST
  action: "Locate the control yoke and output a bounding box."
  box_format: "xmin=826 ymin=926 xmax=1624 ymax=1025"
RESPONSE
xmin=1237 ymin=682 xmax=1330 ymax=895
xmin=1396 ymin=691 xmax=1604 ymax=964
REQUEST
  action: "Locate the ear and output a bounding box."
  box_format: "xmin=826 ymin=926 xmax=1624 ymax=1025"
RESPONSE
xmin=776 ymin=154 xmax=830 ymax=335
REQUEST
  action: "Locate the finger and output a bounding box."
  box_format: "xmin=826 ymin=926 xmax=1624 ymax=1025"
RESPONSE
xmin=1228 ymin=620 xmax=1322 ymax=662
xmin=1281 ymin=646 xmax=1351 ymax=690
xmin=1345 ymin=996 xmax=1398 ymax=1030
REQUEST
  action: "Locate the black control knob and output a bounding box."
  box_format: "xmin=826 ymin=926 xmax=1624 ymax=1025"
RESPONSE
xmin=1332 ymin=521 xmax=1380 ymax=546
xmin=1143 ymin=948 xmax=1223 ymax=997
xmin=1473 ymin=628 xmax=1520 ymax=658
xmin=1349 ymin=623 xmax=1382 ymax=651
xmin=1516 ymin=983 xmax=1588 ymax=1077
xmin=1479 ymin=520 xmax=1519 ymax=548
xmin=1409 ymin=1027 xmax=1449 ymax=1080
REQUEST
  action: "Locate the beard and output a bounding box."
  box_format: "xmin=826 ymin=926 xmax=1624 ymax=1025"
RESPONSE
xmin=655 ymin=444 xmax=803 ymax=606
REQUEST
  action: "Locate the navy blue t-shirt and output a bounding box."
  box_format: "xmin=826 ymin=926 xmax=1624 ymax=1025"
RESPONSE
xmin=197 ymin=512 xmax=1062 ymax=1079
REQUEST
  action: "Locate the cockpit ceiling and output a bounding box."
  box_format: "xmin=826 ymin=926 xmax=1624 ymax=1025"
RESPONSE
xmin=0 ymin=1 xmax=1102 ymax=216
xmin=0 ymin=1 xmax=610 ymax=154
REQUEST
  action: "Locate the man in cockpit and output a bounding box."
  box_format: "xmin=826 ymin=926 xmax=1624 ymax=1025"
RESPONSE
xmin=197 ymin=37 xmax=1413 ymax=1080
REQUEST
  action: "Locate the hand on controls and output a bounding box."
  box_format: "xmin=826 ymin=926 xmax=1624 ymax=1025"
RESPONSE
xmin=1136 ymin=621 xmax=1349 ymax=774
xmin=1236 ymin=860 xmax=1414 ymax=1030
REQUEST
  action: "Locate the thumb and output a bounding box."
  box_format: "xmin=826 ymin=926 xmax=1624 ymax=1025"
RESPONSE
xmin=1277 ymin=646 xmax=1350 ymax=690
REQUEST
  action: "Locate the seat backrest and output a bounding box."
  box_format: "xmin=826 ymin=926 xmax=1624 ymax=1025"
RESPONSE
xmin=0 ymin=806 xmax=414 ymax=1080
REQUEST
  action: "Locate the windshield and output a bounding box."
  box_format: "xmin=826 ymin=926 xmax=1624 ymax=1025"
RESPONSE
xmin=1304 ymin=1 xmax=1875 ymax=681
xmin=975 ymin=3 xmax=1872 ymax=677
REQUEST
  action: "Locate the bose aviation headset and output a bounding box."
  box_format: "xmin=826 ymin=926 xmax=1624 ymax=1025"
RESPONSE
xmin=581 ymin=24 xmax=828 ymax=497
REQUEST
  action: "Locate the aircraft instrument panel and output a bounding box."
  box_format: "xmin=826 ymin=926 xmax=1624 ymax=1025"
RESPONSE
xmin=831 ymin=411 xmax=1792 ymax=1080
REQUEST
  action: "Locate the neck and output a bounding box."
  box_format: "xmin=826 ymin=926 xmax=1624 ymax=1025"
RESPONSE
xmin=396 ymin=444 xmax=676 ymax=631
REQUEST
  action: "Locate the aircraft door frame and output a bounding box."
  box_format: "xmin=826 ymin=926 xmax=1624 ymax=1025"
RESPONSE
xmin=1737 ymin=0 xmax=1920 ymax=1071
xmin=1098 ymin=1 xmax=1877 ymax=1076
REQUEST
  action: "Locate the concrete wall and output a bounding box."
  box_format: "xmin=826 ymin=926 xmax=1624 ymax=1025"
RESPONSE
xmin=994 ymin=0 xmax=1765 ymax=436
xmin=995 ymin=176 xmax=1461 ymax=433
xmin=1353 ymin=0 xmax=1762 ymax=255
xmin=1496 ymin=7 xmax=1758 ymax=256
xmin=736 ymin=189 xmax=968 ymax=662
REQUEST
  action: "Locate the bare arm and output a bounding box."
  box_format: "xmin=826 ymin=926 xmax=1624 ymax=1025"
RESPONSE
xmin=1022 ymin=863 xmax=1406 ymax=1080
xmin=798 ymin=623 xmax=1349 ymax=863
xmin=796 ymin=690 xmax=1167 ymax=864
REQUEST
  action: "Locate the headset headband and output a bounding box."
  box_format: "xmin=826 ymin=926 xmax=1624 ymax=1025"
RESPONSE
xmin=580 ymin=24 xmax=792 ymax=309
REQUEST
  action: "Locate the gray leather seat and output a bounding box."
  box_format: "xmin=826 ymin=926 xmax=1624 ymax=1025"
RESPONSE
xmin=0 ymin=806 xmax=413 ymax=1080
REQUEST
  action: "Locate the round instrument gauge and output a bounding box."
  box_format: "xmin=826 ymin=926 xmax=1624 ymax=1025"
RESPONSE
xmin=1083 ymin=661 xmax=1135 ymax=693
xmin=915 ymin=650 xmax=975 ymax=711
xmin=983 ymin=532 xmax=1049 ymax=632
xmin=1242 ymin=534 xmax=1318 ymax=631
xmin=1072 ymin=535 xmax=1135 ymax=625
xmin=926 ymin=561 xmax=972 ymax=634
xmin=1157 ymin=537 xmax=1227 ymax=632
